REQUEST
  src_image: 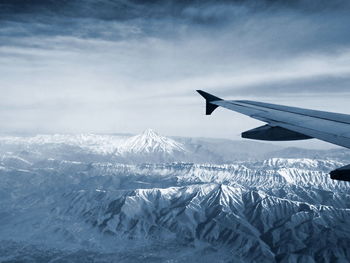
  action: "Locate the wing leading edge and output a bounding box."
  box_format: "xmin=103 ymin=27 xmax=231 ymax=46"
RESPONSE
xmin=197 ymin=90 xmax=350 ymax=182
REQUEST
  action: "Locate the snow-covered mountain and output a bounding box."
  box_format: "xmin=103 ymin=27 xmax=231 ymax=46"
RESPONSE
xmin=2 ymin=129 xmax=345 ymax=164
xmin=0 ymin=130 xmax=187 ymax=164
xmin=116 ymin=129 xmax=187 ymax=163
xmin=62 ymin=183 xmax=350 ymax=262
xmin=119 ymin=129 xmax=185 ymax=154
xmin=0 ymin=133 xmax=350 ymax=262
xmin=0 ymin=130 xmax=266 ymax=163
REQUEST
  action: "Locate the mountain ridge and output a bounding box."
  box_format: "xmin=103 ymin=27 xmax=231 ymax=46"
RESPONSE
xmin=2 ymin=129 xmax=346 ymax=164
xmin=0 ymin=132 xmax=350 ymax=262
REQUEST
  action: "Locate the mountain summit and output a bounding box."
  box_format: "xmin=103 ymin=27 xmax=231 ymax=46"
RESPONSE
xmin=119 ymin=129 xmax=186 ymax=156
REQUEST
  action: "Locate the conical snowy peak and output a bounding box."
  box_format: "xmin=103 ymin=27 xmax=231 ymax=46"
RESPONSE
xmin=118 ymin=129 xmax=186 ymax=155
xmin=141 ymin=128 xmax=159 ymax=137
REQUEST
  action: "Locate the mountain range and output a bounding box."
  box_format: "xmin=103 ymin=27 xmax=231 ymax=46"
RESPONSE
xmin=1 ymin=129 xmax=349 ymax=164
xmin=0 ymin=130 xmax=350 ymax=262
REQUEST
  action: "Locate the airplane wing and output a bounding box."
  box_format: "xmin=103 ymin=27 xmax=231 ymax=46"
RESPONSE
xmin=197 ymin=90 xmax=350 ymax=182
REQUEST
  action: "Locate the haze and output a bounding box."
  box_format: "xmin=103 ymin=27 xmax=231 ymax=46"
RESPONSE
xmin=1 ymin=0 xmax=350 ymax=149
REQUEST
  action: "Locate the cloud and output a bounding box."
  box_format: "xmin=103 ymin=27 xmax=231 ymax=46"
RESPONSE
xmin=0 ymin=0 xmax=350 ymax=140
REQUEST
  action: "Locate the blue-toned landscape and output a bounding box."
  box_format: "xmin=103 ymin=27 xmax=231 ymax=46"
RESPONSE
xmin=0 ymin=130 xmax=349 ymax=262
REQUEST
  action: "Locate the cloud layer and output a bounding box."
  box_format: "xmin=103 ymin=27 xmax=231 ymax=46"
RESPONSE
xmin=1 ymin=0 xmax=350 ymax=143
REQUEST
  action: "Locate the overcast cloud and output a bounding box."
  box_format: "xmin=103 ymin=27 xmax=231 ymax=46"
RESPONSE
xmin=1 ymin=0 xmax=350 ymax=144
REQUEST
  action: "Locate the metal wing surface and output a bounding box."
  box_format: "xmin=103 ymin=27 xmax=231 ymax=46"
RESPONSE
xmin=197 ymin=90 xmax=350 ymax=181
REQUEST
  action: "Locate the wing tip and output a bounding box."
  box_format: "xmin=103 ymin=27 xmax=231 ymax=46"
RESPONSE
xmin=196 ymin=90 xmax=222 ymax=102
xmin=196 ymin=90 xmax=222 ymax=115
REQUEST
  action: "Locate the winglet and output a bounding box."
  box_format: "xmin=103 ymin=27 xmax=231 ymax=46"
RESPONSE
xmin=196 ymin=90 xmax=223 ymax=115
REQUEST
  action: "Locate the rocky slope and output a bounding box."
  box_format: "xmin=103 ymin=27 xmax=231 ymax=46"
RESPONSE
xmin=0 ymin=133 xmax=350 ymax=262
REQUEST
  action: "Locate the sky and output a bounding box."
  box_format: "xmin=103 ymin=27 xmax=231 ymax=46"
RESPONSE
xmin=1 ymin=0 xmax=350 ymax=148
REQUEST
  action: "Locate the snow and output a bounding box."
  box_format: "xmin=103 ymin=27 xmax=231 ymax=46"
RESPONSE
xmin=0 ymin=129 xmax=186 ymax=158
xmin=119 ymin=129 xmax=186 ymax=154
xmin=0 ymin=133 xmax=126 ymax=154
xmin=0 ymin=133 xmax=350 ymax=262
